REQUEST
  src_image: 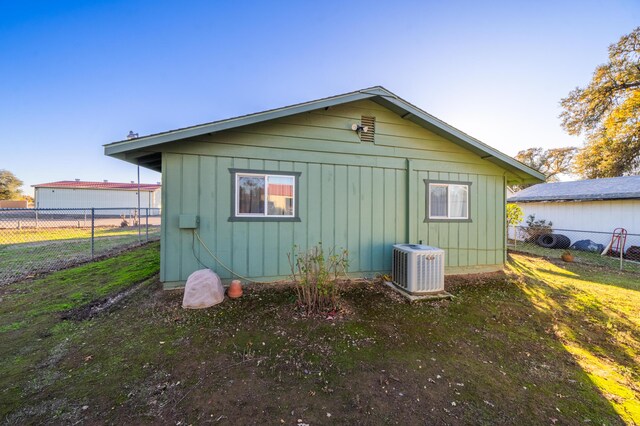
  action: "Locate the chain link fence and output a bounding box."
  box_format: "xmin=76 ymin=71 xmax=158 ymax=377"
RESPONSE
xmin=0 ymin=207 xmax=161 ymax=285
xmin=508 ymin=225 xmax=640 ymax=272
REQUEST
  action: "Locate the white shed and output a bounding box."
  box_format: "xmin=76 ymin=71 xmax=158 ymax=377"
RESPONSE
xmin=508 ymin=176 xmax=640 ymax=249
xmin=33 ymin=180 xmax=161 ymax=213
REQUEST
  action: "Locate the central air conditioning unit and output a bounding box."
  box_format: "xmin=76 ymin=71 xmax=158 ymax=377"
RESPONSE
xmin=392 ymin=244 xmax=445 ymax=294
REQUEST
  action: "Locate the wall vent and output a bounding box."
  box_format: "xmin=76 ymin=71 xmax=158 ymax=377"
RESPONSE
xmin=360 ymin=116 xmax=375 ymax=142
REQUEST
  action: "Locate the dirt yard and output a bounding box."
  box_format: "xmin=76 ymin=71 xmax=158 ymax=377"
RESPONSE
xmin=1 ymin=243 xmax=638 ymax=424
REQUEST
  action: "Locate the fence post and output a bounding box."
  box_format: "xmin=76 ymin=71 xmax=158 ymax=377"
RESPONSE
xmin=91 ymin=208 xmax=95 ymax=259
xmin=146 ymin=208 xmax=149 ymax=241
xmin=137 ymin=209 xmax=141 ymax=244
xmin=35 ymin=210 xmax=39 ymax=228
xmin=620 ymin=248 xmax=623 ymax=271
xmin=137 ymin=164 xmax=141 ymax=244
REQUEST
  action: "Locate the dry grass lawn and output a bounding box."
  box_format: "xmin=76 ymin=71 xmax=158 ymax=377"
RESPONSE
xmin=1 ymin=243 xmax=638 ymax=424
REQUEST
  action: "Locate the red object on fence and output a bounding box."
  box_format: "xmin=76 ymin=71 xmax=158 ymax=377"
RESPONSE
xmin=608 ymin=228 xmax=627 ymax=255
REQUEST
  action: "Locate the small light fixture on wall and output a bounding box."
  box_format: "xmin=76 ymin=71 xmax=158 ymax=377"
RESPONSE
xmin=351 ymin=123 xmax=369 ymax=133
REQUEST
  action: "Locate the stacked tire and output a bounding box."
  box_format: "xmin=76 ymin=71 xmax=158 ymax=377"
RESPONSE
xmin=536 ymin=233 xmax=571 ymax=249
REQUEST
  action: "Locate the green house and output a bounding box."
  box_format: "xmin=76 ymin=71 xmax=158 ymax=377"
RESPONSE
xmin=105 ymin=87 xmax=543 ymax=289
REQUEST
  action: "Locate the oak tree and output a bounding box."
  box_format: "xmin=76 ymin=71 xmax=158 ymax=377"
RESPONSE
xmin=0 ymin=169 xmax=24 ymax=200
xmin=514 ymin=147 xmax=577 ymax=189
xmin=560 ymin=27 xmax=640 ymax=178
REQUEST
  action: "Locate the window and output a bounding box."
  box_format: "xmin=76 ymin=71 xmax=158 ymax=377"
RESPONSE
xmin=426 ymin=181 xmax=471 ymax=221
xmin=230 ymin=169 xmax=301 ymax=221
xmin=237 ymin=175 xmax=266 ymax=215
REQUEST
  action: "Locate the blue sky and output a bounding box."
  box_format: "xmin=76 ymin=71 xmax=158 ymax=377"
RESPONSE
xmin=1 ymin=0 xmax=638 ymax=195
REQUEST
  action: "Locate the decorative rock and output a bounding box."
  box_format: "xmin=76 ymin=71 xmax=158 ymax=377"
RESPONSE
xmin=182 ymin=269 xmax=224 ymax=309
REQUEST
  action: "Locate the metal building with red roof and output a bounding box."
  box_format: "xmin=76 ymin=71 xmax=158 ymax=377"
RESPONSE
xmin=33 ymin=179 xmax=162 ymax=210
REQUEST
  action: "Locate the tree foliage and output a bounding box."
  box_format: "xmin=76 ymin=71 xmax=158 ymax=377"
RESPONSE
xmin=0 ymin=169 xmax=23 ymax=200
xmin=560 ymin=27 xmax=640 ymax=178
xmin=514 ymin=147 xmax=577 ymax=188
xmin=506 ymin=203 xmax=524 ymax=226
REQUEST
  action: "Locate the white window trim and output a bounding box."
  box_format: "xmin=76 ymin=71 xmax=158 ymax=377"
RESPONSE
xmin=428 ymin=183 xmax=469 ymax=220
xmin=235 ymin=172 xmax=296 ymax=218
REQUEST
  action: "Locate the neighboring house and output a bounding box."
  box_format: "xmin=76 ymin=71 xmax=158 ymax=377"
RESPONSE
xmin=105 ymin=86 xmax=543 ymax=288
xmin=508 ymin=176 xmax=640 ymax=247
xmin=33 ymin=180 xmax=162 ymax=213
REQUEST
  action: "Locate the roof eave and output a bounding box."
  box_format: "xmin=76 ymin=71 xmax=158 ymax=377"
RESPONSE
xmin=371 ymin=95 xmax=545 ymax=183
xmin=104 ymin=88 xmax=384 ymax=156
xmin=104 ymin=86 xmax=544 ymax=183
xmin=508 ymin=196 xmax=640 ymax=203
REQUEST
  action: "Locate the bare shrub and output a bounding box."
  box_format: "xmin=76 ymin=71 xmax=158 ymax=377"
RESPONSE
xmin=523 ymin=214 xmax=553 ymax=242
xmin=288 ymin=244 xmax=348 ymax=315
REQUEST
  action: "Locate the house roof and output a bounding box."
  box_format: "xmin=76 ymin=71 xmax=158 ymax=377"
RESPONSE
xmin=104 ymin=86 xmax=544 ymax=183
xmin=33 ymin=180 xmax=161 ymax=191
xmin=508 ymin=176 xmax=640 ymax=202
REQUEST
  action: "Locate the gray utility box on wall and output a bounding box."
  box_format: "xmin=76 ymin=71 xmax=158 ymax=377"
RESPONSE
xmin=392 ymin=244 xmax=445 ymax=294
xmin=179 ymin=214 xmax=199 ymax=229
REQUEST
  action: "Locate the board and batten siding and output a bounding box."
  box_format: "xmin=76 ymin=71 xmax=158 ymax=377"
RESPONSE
xmin=416 ymin=169 xmax=506 ymax=269
xmin=160 ymin=100 xmax=507 ymax=285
